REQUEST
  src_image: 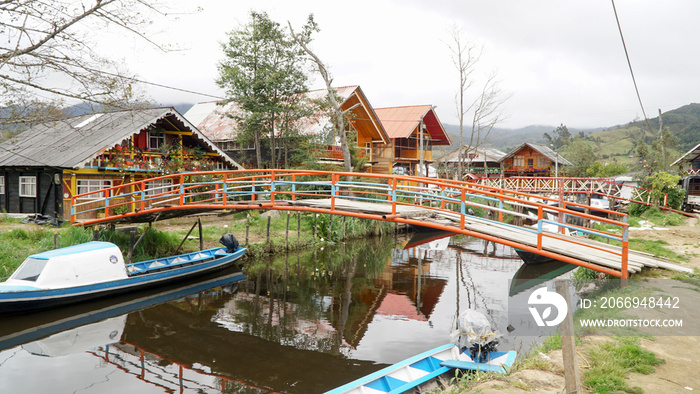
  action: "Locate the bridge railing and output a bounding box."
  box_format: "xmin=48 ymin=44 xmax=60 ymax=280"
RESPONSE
xmin=475 ymin=176 xmax=665 ymax=208
xmin=71 ymin=170 xmax=630 ymax=278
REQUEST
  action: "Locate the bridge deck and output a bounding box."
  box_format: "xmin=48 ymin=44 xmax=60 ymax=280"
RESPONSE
xmin=289 ymin=198 xmax=690 ymax=274
xmin=69 ymin=169 xmax=695 ymax=278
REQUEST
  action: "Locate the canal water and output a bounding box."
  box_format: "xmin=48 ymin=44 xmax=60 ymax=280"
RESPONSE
xmin=0 ymin=232 xmax=576 ymax=393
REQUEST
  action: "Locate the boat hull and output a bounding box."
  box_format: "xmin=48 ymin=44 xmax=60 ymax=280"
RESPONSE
xmin=325 ymin=344 xmax=516 ymax=394
xmin=0 ymin=247 xmax=246 ymax=315
xmin=515 ymin=248 xmax=559 ymax=265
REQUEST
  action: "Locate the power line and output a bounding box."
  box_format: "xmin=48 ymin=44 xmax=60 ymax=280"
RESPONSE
xmin=81 ymin=67 xmax=226 ymax=100
xmin=611 ymin=0 xmax=655 ymax=134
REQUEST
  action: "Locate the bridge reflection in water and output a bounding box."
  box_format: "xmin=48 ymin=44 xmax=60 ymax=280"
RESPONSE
xmin=0 ymin=234 xmax=576 ymax=393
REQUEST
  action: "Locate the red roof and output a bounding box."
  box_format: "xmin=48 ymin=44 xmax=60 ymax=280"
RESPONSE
xmin=374 ymin=105 xmax=451 ymax=145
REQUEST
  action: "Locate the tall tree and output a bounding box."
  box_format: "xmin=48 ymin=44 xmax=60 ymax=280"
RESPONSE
xmin=217 ymin=11 xmax=311 ymax=168
xmin=543 ymin=124 xmax=572 ymax=150
xmin=1 ymin=0 xmax=168 ymax=126
xmin=447 ymin=26 xmax=508 ymax=178
xmin=289 ymin=16 xmax=356 ymax=173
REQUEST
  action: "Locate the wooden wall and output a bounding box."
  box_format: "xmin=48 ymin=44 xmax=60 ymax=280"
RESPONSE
xmin=0 ymin=168 xmax=63 ymax=217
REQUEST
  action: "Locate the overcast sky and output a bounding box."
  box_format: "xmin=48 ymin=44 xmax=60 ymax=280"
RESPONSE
xmin=110 ymin=0 xmax=700 ymax=129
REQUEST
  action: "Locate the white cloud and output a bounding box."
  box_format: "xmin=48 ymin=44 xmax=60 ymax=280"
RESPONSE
xmin=104 ymin=0 xmax=700 ymax=130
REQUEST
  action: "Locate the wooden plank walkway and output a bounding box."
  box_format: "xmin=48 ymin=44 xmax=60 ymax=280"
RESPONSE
xmin=290 ymin=198 xmax=692 ymax=274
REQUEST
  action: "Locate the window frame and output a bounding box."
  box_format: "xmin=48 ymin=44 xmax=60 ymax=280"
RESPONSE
xmin=19 ymin=176 xmax=37 ymax=197
xmin=149 ymin=131 xmax=165 ymax=150
xmin=145 ymin=178 xmax=174 ymax=197
xmin=76 ymin=179 xmax=113 ymax=199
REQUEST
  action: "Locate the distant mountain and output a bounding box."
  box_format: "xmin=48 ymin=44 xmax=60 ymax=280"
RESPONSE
xmin=167 ymin=103 xmax=195 ymax=115
xmin=617 ymin=103 xmax=700 ymax=153
xmin=65 ymin=102 xmax=195 ymax=116
xmin=566 ymin=103 xmax=700 ymax=165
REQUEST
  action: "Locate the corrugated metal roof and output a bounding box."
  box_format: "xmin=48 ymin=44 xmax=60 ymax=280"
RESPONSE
xmin=499 ymin=142 xmax=572 ymax=166
xmin=0 ymin=108 xmax=242 ymax=169
xmin=184 ymin=101 xmax=243 ymax=141
xmin=186 ymin=85 xmax=390 ymax=144
xmin=374 ymin=106 xmax=451 ymax=145
xmin=439 ymin=146 xmax=507 ymax=163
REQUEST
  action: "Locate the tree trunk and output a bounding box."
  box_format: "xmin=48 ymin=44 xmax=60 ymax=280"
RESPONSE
xmin=288 ymin=22 xmax=352 ymax=173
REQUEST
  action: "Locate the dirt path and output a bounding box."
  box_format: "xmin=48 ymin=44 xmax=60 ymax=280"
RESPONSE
xmin=629 ymin=216 xmax=700 ymax=270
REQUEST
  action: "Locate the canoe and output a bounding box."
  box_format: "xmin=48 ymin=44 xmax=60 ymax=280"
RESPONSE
xmin=0 ymin=270 xmax=245 ymax=351
xmin=509 ymin=258 xmax=577 ymax=296
xmin=0 ymin=235 xmax=245 ymax=315
xmin=515 ymin=249 xmax=560 ymax=265
xmin=325 ymin=344 xmax=516 ymax=394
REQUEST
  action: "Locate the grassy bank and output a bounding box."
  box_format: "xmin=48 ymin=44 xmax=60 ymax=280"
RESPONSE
xmin=0 ymin=211 xmax=396 ymax=281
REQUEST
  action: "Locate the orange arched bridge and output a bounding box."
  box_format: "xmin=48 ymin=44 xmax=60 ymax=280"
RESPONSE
xmin=70 ymin=170 xmax=692 ymax=280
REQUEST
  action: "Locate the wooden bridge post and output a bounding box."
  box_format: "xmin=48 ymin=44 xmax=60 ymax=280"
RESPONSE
xmin=198 ymin=218 xmax=203 ymax=251
xmin=286 ymin=213 xmax=290 ymax=248
xmin=127 ymin=229 xmax=135 ymax=265
xmin=556 ymin=279 xmax=581 ymax=393
xmin=245 ymin=213 xmax=250 ymax=246
xmin=585 ymin=193 xmax=592 ymax=228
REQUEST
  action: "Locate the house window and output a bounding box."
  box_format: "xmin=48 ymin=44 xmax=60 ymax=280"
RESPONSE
xmin=513 ymin=156 xmax=525 ymax=167
xmin=145 ymin=178 xmax=174 ymax=197
xmin=77 ymin=179 xmax=113 ymax=199
xmin=527 ymin=158 xmax=534 ymax=168
xmin=0 ymin=176 xmax=4 ymax=194
xmin=19 ymin=176 xmax=36 ymax=197
xmin=537 ymin=155 xmax=549 ymax=167
xmin=149 ymin=132 xmax=165 ymax=150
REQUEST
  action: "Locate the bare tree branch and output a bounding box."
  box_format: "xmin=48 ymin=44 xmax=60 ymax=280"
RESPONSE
xmin=0 ymin=0 xmax=177 ymax=126
xmin=289 ymin=18 xmax=353 ymax=173
xmin=447 ymin=26 xmax=509 ymax=179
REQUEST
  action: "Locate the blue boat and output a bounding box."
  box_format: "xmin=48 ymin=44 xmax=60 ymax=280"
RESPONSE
xmin=0 ymin=234 xmax=245 ymax=315
xmin=0 ymin=270 xmax=246 ymax=351
xmin=325 ymin=344 xmax=516 ymax=394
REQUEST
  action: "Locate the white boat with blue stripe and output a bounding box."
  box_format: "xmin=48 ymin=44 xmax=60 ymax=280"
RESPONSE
xmin=325 ymin=344 xmax=516 ymax=394
xmin=0 ymin=234 xmax=245 ymax=315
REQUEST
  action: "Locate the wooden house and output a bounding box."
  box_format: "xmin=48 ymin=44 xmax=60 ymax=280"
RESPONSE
xmin=0 ymin=108 xmax=240 ymax=219
xmin=437 ymin=146 xmax=506 ymax=179
xmin=499 ymin=142 xmax=571 ymax=177
xmin=185 ymin=85 xmax=392 ymax=172
xmin=373 ymin=105 xmax=451 ymax=176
